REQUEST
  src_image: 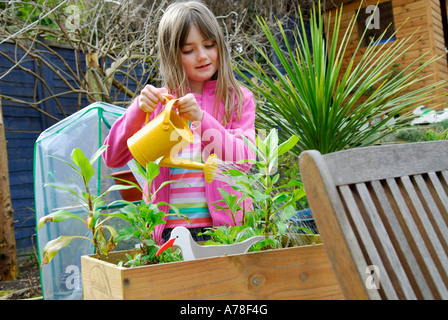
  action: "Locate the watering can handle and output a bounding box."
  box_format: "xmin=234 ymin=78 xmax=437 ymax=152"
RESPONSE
xmin=163 ymin=97 xmax=177 ymax=126
xmin=144 ymin=97 xmax=173 ymax=125
xmin=144 ymin=97 xmax=188 ymax=129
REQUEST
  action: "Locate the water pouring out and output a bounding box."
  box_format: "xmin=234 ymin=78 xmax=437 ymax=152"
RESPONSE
xmin=158 ymin=153 xmax=219 ymax=183
xmin=211 ymin=159 xmax=249 ymax=184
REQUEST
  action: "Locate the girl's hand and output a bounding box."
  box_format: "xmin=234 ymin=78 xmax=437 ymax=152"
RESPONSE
xmin=174 ymin=93 xmax=204 ymax=122
xmin=138 ymin=85 xmax=174 ymax=114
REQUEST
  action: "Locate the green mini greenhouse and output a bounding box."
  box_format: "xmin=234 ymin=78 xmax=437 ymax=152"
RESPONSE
xmin=34 ymin=102 xmax=135 ymax=300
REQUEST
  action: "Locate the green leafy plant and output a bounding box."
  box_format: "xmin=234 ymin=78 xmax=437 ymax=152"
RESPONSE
xmin=202 ymin=129 xmax=306 ymax=250
xmin=394 ymin=120 xmax=448 ymax=142
xmin=236 ymin=3 xmax=447 ymax=155
xmin=424 ymin=128 xmax=448 ymax=141
xmin=422 ymin=120 xmax=448 ymax=141
xmin=108 ymin=161 xmax=189 ymax=266
xmin=277 ymin=152 xmax=308 ymax=210
xmin=37 ymin=146 xmax=134 ymax=265
xmin=37 ymin=146 xmax=189 ymax=267
xmin=239 ymin=129 xmax=304 ymax=239
xmin=200 ymin=225 xmax=252 ymax=245
xmin=118 ymin=249 xmax=182 ymax=268
xmin=200 ymin=223 xmax=272 ymax=252
xmin=210 ymin=188 xmax=247 ymax=227
xmin=118 ymin=252 xmax=149 ymax=267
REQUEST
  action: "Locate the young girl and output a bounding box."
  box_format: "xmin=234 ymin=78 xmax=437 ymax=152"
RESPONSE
xmin=103 ymin=0 xmax=256 ymax=244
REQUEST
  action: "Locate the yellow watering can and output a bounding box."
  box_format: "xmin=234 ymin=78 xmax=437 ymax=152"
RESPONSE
xmin=127 ymin=98 xmax=218 ymax=183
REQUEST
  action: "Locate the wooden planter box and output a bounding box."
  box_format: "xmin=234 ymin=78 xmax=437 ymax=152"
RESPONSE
xmin=81 ymin=240 xmax=343 ymax=300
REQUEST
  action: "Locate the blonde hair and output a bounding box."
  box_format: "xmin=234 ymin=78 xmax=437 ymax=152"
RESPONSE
xmin=157 ymin=0 xmax=244 ymax=125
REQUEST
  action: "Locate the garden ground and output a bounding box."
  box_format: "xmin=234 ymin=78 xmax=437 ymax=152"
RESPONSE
xmin=0 ymin=257 xmax=41 ymax=300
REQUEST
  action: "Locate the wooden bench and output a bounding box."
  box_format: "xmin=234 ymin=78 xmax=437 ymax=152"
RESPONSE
xmin=299 ymin=141 xmax=448 ymax=299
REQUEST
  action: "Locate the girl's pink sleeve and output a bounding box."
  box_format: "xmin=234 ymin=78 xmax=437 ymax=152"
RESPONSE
xmin=193 ymin=88 xmax=256 ymax=171
xmin=103 ymin=97 xmax=148 ymax=168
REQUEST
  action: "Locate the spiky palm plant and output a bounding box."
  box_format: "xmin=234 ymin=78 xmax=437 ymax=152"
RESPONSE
xmin=236 ymin=4 xmax=446 ymax=155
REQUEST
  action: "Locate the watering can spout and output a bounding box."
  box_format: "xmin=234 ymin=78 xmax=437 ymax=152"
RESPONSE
xmin=127 ymin=98 xmax=219 ymax=183
xmin=159 ymin=154 xmax=219 ymax=183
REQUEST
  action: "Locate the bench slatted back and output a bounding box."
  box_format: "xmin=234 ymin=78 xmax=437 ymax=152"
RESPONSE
xmin=299 ymin=141 xmax=448 ymax=299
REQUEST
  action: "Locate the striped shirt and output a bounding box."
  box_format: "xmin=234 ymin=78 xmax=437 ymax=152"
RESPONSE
xmin=167 ymin=95 xmax=212 ymax=228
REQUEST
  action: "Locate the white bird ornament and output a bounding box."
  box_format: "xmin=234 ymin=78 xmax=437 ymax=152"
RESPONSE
xmin=155 ymin=226 xmax=265 ymax=261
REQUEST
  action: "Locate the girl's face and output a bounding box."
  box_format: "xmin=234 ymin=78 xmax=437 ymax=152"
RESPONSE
xmin=181 ymin=24 xmax=219 ymax=94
